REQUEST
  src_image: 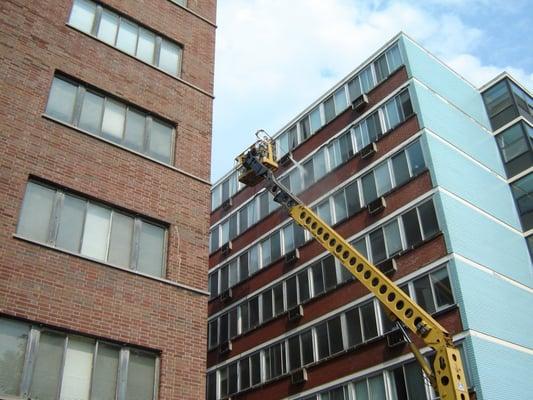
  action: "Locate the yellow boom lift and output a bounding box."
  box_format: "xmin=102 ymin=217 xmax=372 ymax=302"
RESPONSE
xmin=235 ymin=132 xmax=470 ymax=400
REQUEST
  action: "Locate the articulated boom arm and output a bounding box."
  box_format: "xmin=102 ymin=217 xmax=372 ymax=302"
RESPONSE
xmin=237 ymin=144 xmax=469 ymax=400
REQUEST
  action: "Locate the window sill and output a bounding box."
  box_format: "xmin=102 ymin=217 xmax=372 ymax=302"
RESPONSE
xmin=42 ymin=114 xmax=210 ymax=185
xmin=13 ymin=234 xmax=209 ymax=296
xmin=65 ymin=24 xmax=214 ymax=99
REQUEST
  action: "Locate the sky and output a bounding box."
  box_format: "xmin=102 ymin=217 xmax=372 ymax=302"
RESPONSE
xmin=210 ymin=0 xmax=533 ymax=182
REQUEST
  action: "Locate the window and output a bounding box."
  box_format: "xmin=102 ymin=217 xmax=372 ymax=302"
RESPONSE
xmin=69 ymin=0 xmax=182 ymax=76
xmin=375 ymin=54 xmax=389 ymax=83
xmin=482 ymin=80 xmax=518 ymax=129
xmin=324 ymin=96 xmax=336 ymax=123
xmin=413 ymin=267 xmax=454 ymax=313
xmin=309 ymin=107 xmax=322 ymax=133
xmin=0 ymin=317 xmax=158 ymax=400
xmin=360 ymin=66 xmax=374 ymax=93
xmin=334 ymin=87 xmax=348 ymax=113
xmin=46 ymin=76 xmax=175 ymax=163
xmin=496 ymin=122 xmax=533 ymax=177
xmin=17 ymin=181 xmax=166 ymax=278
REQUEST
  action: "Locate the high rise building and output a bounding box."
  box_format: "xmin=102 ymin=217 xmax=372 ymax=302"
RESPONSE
xmin=206 ymin=33 xmax=532 ymax=400
xmin=0 ymin=0 xmax=215 ymax=399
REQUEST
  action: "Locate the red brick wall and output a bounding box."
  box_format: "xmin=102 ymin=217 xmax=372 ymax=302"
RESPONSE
xmin=0 ymin=0 xmax=215 ymax=399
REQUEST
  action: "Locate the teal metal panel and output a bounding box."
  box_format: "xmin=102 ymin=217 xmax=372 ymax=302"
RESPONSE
xmin=434 ymin=191 xmax=532 ymax=285
xmin=424 ymin=132 xmax=521 ymax=229
xmin=463 ymin=335 xmax=533 ymax=400
xmin=412 ymin=81 xmax=505 ymax=176
xmin=448 ymin=258 xmax=533 ymax=348
xmin=400 ymin=35 xmax=490 ymax=129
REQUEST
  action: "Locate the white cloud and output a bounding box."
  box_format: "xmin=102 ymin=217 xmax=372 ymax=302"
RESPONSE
xmin=211 ymin=0 xmax=532 ymax=181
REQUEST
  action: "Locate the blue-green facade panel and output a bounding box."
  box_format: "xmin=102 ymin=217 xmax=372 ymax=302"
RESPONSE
xmin=411 ymin=80 xmax=505 ymax=176
xmin=399 ymin=35 xmax=490 ymax=129
xmin=434 ymin=191 xmax=532 ymax=285
xmin=448 ymin=258 xmax=533 ymax=348
xmin=423 ymin=132 xmax=521 ymax=229
xmin=462 ymin=335 xmax=533 ymax=400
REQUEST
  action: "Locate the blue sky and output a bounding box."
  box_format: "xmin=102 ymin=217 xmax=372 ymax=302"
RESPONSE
xmin=210 ymin=0 xmax=533 ymax=182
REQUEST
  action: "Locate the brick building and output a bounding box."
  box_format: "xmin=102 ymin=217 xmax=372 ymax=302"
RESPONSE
xmin=0 ymin=0 xmax=215 ymax=399
xmin=206 ymin=33 xmax=532 ymax=399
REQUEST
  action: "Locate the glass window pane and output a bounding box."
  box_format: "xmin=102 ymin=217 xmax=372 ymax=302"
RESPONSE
xmin=273 ymin=284 xmax=284 ymax=315
xmin=250 ymin=353 xmax=261 ymax=385
xmin=124 ymin=109 xmax=146 ymax=151
xmin=262 ymin=290 xmax=273 ymax=321
xmin=0 ymin=318 xmax=28 ymax=396
xmin=207 ymin=372 xmax=217 ymax=400
xmin=362 ymin=172 xmax=377 ymax=204
xmin=360 ymin=67 xmax=374 ymax=93
xmin=108 ymin=212 xmax=134 ymax=267
xmin=136 ymin=28 xmax=156 ymax=64
xmin=310 ymin=107 xmax=321 ymax=133
xmin=369 ymin=229 xmax=386 ymax=264
xmin=353 ymin=237 xmax=367 ymax=259
xmin=286 ymin=276 xmax=298 ymax=309
xmin=432 ymin=268 xmax=454 ymax=308
xmin=228 ymin=260 xmax=238 ymax=287
xmin=366 ymin=112 xmax=382 ymax=142
xmin=406 ymin=141 xmax=425 ymax=175
xmin=97 ymin=10 xmax=119 ymax=45
xmin=300 ymin=117 xmax=311 ymax=140
xmin=316 ymin=322 xmax=330 ymax=359
xmin=158 ymin=40 xmax=181 ymax=76
xmin=317 ymin=201 xmax=332 ymax=226
xmin=414 ymin=275 xmax=435 ymax=313
xmin=374 ymin=54 xmax=389 ymax=82
xmin=322 ymin=256 xmax=337 ymax=290
xmin=328 ymin=317 xmax=344 ymax=354
xmin=314 ymin=149 xmax=327 ymax=181
xmin=81 ymin=203 xmax=111 ymax=260
xmin=355 ymin=380 xmax=369 ymax=400
xmin=69 ymin=0 xmax=96 ymax=34
xmin=339 ymin=131 xmax=354 ymax=162
xmin=392 ymin=150 xmax=410 ymax=186
xmin=402 ymin=208 xmax=422 ymax=248
xmin=345 ymin=181 xmax=360 ymax=215
xmin=333 ymin=190 xmax=348 ymax=223
xmin=301 ymin=331 xmax=314 ymax=365
xmin=46 ymin=77 xmax=78 ymax=123
xmin=298 ymin=270 xmax=310 ymax=303
xmin=419 ymin=201 xmax=439 ymax=238
xmin=375 ymin=162 xmax=392 ymax=196
xmin=334 ymin=87 xmax=348 ymax=113
xmin=369 ymin=374 xmax=386 ymax=400
xmin=149 ymin=120 xmax=173 ymax=163
xmin=345 ymin=308 xmax=362 ymax=347
xmin=385 ymin=98 xmax=401 ymax=130
xmin=18 ymin=182 xmax=55 ymax=242
xmin=240 ymin=303 xmax=249 ymax=333
xmin=79 ymin=91 xmax=104 ymax=134
xmin=208 ymin=320 xmax=218 ymax=348
xmin=399 ymin=91 xmax=414 ymax=117
xmin=283 ymin=224 xmax=294 ymax=253
xmin=30 ymin=332 xmax=64 ymax=400
xmin=137 ymin=222 xmax=165 ymax=277
xmin=101 ymin=99 xmax=126 ymax=141
xmin=271 ymin=231 xmax=281 ymax=261
xmin=249 ymin=297 xmax=259 ymax=328
xmin=228 ymin=363 xmax=238 ymax=395
xmin=348 ymin=76 xmax=362 ymax=101
xmin=386 ymin=44 xmax=402 ymax=71
xmin=116 ymin=19 xmax=138 ymax=55
xmin=384 ymin=220 xmax=402 ymax=256
xmin=312 ymin=262 xmax=324 ymax=296
xmin=361 ymin=302 xmax=377 ymax=340
xmin=288 ymin=336 xmax=301 ymax=371
xmin=249 ymin=245 xmax=259 ymax=275
xmin=261 ymin=237 xmax=271 ymax=267
xmin=56 ymin=195 xmax=86 ymax=253
xmin=126 ymin=352 xmax=156 ymax=400
xmin=219 ymin=367 xmax=228 ymax=398
xmin=60 ymin=336 xmax=94 ymax=400
xmin=324 ymin=97 xmax=336 ymax=123
xmin=239 ymin=253 xmax=249 ymax=281
xmin=405 ymin=362 xmax=426 ymax=399
xmin=239 ymin=359 xmax=250 ymax=390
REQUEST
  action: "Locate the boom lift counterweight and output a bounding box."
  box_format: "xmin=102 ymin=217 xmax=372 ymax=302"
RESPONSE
xmin=235 ymin=133 xmax=469 ymax=400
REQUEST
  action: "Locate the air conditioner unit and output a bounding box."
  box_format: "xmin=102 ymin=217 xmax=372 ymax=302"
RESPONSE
xmin=279 ymin=152 xmax=293 ymax=167
xmin=377 ymin=258 xmax=397 ymax=276
xmin=290 ymin=368 xmax=308 ymax=385
xmin=288 ymin=305 xmax=304 ymax=322
xmin=386 ymin=329 xmax=407 ymax=348
xmin=284 ymin=249 xmax=300 ymax=266
xmin=219 ymin=340 xmax=232 ymax=355
xmin=221 ymin=241 xmax=232 ymax=257
xmin=360 ymin=142 xmax=377 ymax=159
xmin=367 ymin=197 xmax=386 ymax=215
xmin=351 ymin=93 xmax=369 ymax=112
xmin=220 ymin=288 xmax=233 ymax=303
xmin=222 ymin=198 xmax=233 ymax=211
